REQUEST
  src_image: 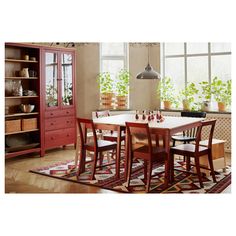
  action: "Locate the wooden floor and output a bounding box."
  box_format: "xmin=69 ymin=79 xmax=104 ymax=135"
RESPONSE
xmin=5 ymin=145 xmax=231 ymax=193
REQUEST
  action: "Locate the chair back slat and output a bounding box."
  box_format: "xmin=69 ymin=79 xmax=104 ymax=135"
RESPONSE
xmin=195 ymin=119 xmax=216 ymax=152
xmin=77 ymin=118 xmax=98 ymax=149
xmin=181 ymin=111 xmax=206 ymax=137
xmin=126 ymin=122 xmax=153 ymax=155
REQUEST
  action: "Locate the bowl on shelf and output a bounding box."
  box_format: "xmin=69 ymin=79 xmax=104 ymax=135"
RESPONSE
xmin=20 ymin=104 xmax=35 ymax=113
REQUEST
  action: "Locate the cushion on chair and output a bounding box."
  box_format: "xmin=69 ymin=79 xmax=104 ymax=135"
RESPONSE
xmin=171 ymin=143 xmax=208 ymax=152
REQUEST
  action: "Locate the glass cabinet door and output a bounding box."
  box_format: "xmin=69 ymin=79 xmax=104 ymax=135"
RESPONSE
xmin=45 ymin=52 xmax=58 ymax=107
xmin=61 ymin=53 xmax=73 ymax=106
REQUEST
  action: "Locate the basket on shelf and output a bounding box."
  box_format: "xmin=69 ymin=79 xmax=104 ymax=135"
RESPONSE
xmin=22 ymin=118 xmax=37 ymax=131
xmin=5 ymin=119 xmax=21 ymax=133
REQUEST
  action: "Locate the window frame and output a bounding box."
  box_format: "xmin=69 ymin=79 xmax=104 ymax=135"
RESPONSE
xmin=161 ymin=42 xmax=231 ymax=110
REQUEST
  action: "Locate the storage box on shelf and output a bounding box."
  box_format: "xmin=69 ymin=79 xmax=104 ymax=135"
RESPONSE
xmin=5 ymin=119 xmax=21 ymax=133
xmin=22 ymin=118 xmax=37 ymax=131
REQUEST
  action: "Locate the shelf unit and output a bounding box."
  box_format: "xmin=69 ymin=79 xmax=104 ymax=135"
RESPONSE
xmin=5 ymin=43 xmax=42 ymax=158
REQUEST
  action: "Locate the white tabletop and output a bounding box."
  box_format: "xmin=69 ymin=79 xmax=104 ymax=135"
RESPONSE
xmin=93 ymin=114 xmax=204 ymax=130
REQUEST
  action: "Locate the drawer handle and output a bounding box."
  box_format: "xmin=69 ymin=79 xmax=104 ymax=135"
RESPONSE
xmin=66 ymin=111 xmax=69 ymax=114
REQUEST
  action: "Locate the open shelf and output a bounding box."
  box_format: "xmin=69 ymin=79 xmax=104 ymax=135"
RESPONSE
xmin=5 ymin=112 xmax=39 ymax=118
xmin=5 ymin=77 xmax=38 ymax=80
xmin=5 ymin=129 xmax=39 ymax=136
xmin=5 ymin=59 xmax=38 ymax=63
xmin=5 ymin=147 xmax=41 ymax=159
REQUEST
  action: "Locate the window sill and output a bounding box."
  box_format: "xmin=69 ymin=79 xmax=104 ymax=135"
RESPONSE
xmin=160 ymin=108 xmax=231 ymax=115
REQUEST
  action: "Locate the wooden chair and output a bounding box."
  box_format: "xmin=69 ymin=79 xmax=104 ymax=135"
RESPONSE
xmin=76 ymin=118 xmax=117 ymax=180
xmin=170 ymin=120 xmax=217 ymax=188
xmin=95 ymin=110 xmax=126 ymax=142
xmin=125 ymin=122 xmax=169 ymax=192
xmin=172 ymin=111 xmax=206 ymax=146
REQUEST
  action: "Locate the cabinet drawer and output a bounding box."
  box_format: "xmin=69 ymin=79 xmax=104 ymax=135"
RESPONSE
xmin=45 ymin=128 xmax=76 ymax=149
xmin=45 ymin=116 xmax=75 ymax=131
xmin=45 ymin=109 xmax=75 ymax=118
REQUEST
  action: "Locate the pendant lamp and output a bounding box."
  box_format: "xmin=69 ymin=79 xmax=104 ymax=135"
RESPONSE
xmin=136 ymin=43 xmax=161 ymax=80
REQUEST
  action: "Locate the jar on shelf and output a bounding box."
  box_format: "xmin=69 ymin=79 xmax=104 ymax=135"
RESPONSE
xmin=12 ymin=80 xmax=23 ymax=96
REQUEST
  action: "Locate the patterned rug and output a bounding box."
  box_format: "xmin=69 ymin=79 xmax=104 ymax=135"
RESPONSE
xmin=30 ymin=156 xmax=231 ymax=193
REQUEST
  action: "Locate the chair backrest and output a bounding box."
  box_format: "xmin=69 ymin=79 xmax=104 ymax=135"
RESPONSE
xmin=195 ymin=119 xmax=216 ymax=152
xmin=181 ymin=111 xmax=206 ymax=137
xmin=77 ymin=118 xmax=98 ymax=149
xmin=126 ymin=122 xmax=153 ymax=154
xmin=95 ymin=110 xmax=110 ymax=118
xmin=126 ymin=122 xmax=170 ymax=154
xmin=181 ymin=111 xmax=206 ymax=118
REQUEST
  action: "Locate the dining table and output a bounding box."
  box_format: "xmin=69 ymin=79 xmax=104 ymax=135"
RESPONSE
xmin=92 ymin=113 xmax=205 ymax=184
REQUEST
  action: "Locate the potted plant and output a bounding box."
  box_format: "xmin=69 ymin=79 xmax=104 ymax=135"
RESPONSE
xmin=115 ymin=69 xmax=130 ymax=110
xmin=211 ymin=77 xmax=231 ymax=112
xmin=157 ymin=77 xmax=179 ymax=110
xmin=180 ymin=82 xmax=199 ymax=111
xmin=62 ymin=82 xmax=73 ymax=105
xmin=198 ymin=81 xmax=211 ymax=111
xmin=97 ymin=72 xmax=114 ymax=109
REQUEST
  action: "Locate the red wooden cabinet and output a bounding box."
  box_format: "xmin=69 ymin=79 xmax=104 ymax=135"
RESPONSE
xmin=41 ymin=48 xmax=76 ymax=155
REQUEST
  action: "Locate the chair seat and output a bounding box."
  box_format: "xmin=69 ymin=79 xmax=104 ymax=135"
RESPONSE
xmin=134 ymin=145 xmax=167 ymax=161
xmin=85 ymin=139 xmax=117 ymax=151
xmin=172 ymin=135 xmax=196 ymax=142
xmin=171 ymin=143 xmax=208 ymax=155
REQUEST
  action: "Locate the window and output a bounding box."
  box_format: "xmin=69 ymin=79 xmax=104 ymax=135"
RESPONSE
xmin=100 ymin=42 xmax=128 ymax=91
xmin=162 ymin=42 xmax=231 ymax=110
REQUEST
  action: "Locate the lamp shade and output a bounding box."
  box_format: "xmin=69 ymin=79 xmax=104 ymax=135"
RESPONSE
xmin=136 ymin=63 xmax=161 ymax=80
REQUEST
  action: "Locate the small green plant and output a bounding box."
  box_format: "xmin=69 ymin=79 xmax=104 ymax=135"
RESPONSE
xmin=115 ymin=69 xmax=130 ymax=96
xmin=211 ymin=77 xmax=231 ymax=105
xmin=63 ymin=82 xmax=73 ymax=105
xmin=97 ymin=72 xmax=113 ymax=93
xmin=180 ymin=82 xmax=199 ymax=111
xmin=198 ymin=81 xmax=211 ymax=101
xmin=157 ymin=77 xmax=179 ymax=108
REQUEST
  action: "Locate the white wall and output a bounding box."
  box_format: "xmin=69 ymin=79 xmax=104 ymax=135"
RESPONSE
xmin=75 ymin=43 xmax=161 ymax=118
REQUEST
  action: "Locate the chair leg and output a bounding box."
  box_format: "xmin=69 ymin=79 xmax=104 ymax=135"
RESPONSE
xmin=207 ymin=151 xmax=217 ymax=183
xmin=195 ymin=157 xmax=204 ymax=188
xmin=91 ymin=151 xmax=98 ymax=180
xmin=126 ymin=152 xmax=133 ymax=188
xmin=146 ymin=161 xmax=152 ymax=193
xmin=143 ymin=161 xmax=147 ymax=184
xmin=172 ymin=140 xmax=175 ymax=147
xmin=77 ymin=149 xmax=86 ymax=178
xmin=186 ymin=156 xmax=191 ymax=171
xmin=99 ymin=152 xmax=104 ymax=170
xmin=170 ymin=153 xmax=175 ymax=183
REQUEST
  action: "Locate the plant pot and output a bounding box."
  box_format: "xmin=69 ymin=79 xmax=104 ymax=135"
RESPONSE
xmin=163 ymin=101 xmax=171 ymax=110
xmin=218 ymin=102 xmax=226 ymax=112
xmin=201 ymin=101 xmax=211 ymax=112
xmin=100 ymin=93 xmax=114 ymax=109
xmin=183 ymin=99 xmax=190 ymax=111
xmin=115 ymin=95 xmax=128 ymax=110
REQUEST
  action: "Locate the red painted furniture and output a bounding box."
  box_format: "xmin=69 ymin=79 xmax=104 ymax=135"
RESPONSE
xmin=41 ymin=47 xmax=76 ymax=155
xmin=125 ymin=122 xmax=169 ymax=192
xmin=170 ymin=120 xmax=217 ymax=188
xmin=76 ymin=118 xmax=117 ymax=180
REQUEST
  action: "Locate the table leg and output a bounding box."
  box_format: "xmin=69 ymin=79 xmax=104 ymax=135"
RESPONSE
xmin=124 ymin=127 xmax=129 ymax=181
xmin=115 ymin=126 xmax=121 ymax=179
